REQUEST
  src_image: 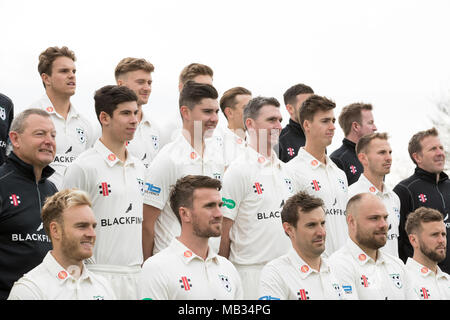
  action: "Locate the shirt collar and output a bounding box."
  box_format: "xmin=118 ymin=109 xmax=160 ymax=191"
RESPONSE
xmin=406 ymin=257 xmax=450 ymax=280
xmin=246 ymin=145 xmax=282 ymax=168
xmin=287 ymin=248 xmax=330 ymax=280
xmin=43 ymin=251 xmax=92 ymax=284
xmin=139 ymin=110 xmax=152 ymax=126
xmin=347 ymin=238 xmax=385 ymax=266
xmin=359 ymin=174 xmax=391 ymax=196
xmin=171 ymin=238 xmax=219 ymax=265
xmin=94 ymin=139 xmax=136 ymax=167
xmin=224 ymin=127 xmax=247 ymax=145
xmin=40 ymin=94 xmax=79 ymax=119
xmin=298 ymin=147 xmax=335 ymax=171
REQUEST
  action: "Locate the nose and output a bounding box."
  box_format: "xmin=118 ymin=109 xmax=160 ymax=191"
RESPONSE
xmin=86 ymin=225 xmax=96 ymax=238
xmin=373 ymin=124 xmax=377 ymax=132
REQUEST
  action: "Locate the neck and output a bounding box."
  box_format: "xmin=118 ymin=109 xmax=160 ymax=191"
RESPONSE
xmin=228 ymin=125 xmax=246 ymax=140
xmin=33 ymin=166 xmax=43 ymax=183
xmin=99 ymin=134 xmax=127 ymax=162
xmin=249 ymin=139 xmax=272 ymax=159
xmin=137 ymin=105 xmax=143 ymax=123
xmin=363 ymin=172 xmax=384 ymax=192
xmin=294 ymin=246 xmax=321 ymax=271
xmin=177 ymin=234 xmax=210 ymax=260
xmin=304 ymin=142 xmax=327 ymax=164
xmin=46 ymin=90 xmax=71 ymax=119
xmin=345 ymin=133 xmax=359 ymax=144
xmin=352 ymin=236 xmax=379 ymax=261
xmin=413 ymin=252 xmax=439 ymax=274
xmin=182 ymin=126 xmax=205 ymax=156
xmin=50 ymin=250 xmax=84 ymax=279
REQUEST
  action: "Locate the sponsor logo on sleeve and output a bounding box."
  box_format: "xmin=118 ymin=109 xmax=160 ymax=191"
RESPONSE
xmin=145 ymin=183 xmax=161 ymax=196
xmin=222 ymin=198 xmax=236 ymax=209
xmin=258 ymin=295 xmax=280 ymax=300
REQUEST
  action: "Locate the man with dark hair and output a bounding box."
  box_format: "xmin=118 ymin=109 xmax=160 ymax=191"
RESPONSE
xmin=330 ymin=102 xmax=377 ymax=186
xmin=404 ymin=207 xmax=450 ymax=299
xmin=0 ymin=93 xmax=14 ymax=165
xmin=62 ymin=85 xmax=145 ymax=300
xmin=0 ymin=108 xmax=57 ymax=299
xmin=8 ymin=189 xmax=116 ymax=300
xmin=259 ymin=192 xmax=343 ymax=300
xmin=115 ymin=57 xmax=160 ymax=169
xmin=329 ymin=193 xmax=408 ymax=300
xmin=286 ymin=95 xmax=348 ymax=257
xmin=219 ymin=96 xmax=293 ymax=299
xmin=29 ymin=46 xmax=96 ymax=189
xmin=393 ymin=127 xmax=450 ymax=273
xmin=142 ymin=81 xmax=224 ymax=260
xmin=139 ymin=175 xmax=242 ymax=300
xmin=218 ymin=86 xmax=252 ymax=167
xmin=277 ymin=83 xmax=314 ymax=162
xmin=349 ymin=133 xmax=400 ymax=257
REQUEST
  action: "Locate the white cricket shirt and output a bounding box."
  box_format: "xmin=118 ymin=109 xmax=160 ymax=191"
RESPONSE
xmin=126 ymin=111 xmax=161 ymax=170
xmin=143 ymin=134 xmax=225 ymax=254
xmin=221 ymin=146 xmax=293 ymax=265
xmin=219 ymin=126 xmax=248 ymax=167
xmin=7 ymin=251 xmax=115 ymax=300
xmin=286 ymin=147 xmax=349 ymax=256
xmin=139 ymin=238 xmax=243 ymax=300
xmin=62 ymin=139 xmax=145 ymax=267
xmin=405 ymin=257 xmax=450 ymax=300
xmin=348 ymin=174 xmax=401 ymax=257
xmin=30 ymin=94 xmax=96 ymax=189
xmin=259 ymin=248 xmax=344 ymax=300
xmin=328 ymin=238 xmax=408 ymax=300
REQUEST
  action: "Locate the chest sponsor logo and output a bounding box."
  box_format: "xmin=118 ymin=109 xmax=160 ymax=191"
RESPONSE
xmin=389 ymin=274 xmax=402 ymax=289
xmin=76 ymin=128 xmax=86 ymax=144
xmin=145 ymin=183 xmax=161 ymax=196
xmin=297 ymin=289 xmax=310 ymax=300
xmin=418 ymin=193 xmax=428 ymax=203
xmin=287 ymin=147 xmax=295 ymax=157
xmin=180 ymin=276 xmax=192 ymax=291
xmin=99 ymin=182 xmax=111 ymax=196
xmin=219 ymin=275 xmax=232 ymax=292
xmin=311 ymin=180 xmax=321 ymax=191
xmin=9 ymin=194 xmax=20 ymax=206
xmin=257 ymin=210 xmax=281 ymax=220
xmin=12 ymin=223 xmax=51 ymax=243
xmin=253 ymin=182 xmax=264 ymax=194
xmin=125 ymin=203 xmax=132 ymax=213
xmin=0 ymin=106 xmax=5 ymax=121
xmin=100 ymin=216 xmax=142 ymax=227
xmin=65 ymin=146 xmax=73 ymax=154
xmin=151 ymin=135 xmax=159 ymax=150
xmin=349 ymin=165 xmax=357 ymax=175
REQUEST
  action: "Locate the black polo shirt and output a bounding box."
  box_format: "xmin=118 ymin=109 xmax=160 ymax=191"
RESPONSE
xmin=0 ymin=93 xmax=14 ymax=166
xmin=330 ymin=138 xmax=363 ymax=186
xmin=277 ymin=119 xmax=306 ymax=163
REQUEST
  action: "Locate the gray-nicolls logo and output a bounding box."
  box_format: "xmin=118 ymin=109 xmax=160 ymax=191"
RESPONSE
xmin=37 ymin=223 xmax=44 ymax=232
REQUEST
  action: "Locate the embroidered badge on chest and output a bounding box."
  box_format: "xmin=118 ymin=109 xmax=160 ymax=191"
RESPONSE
xmin=219 ymin=275 xmax=232 ymax=292
xmin=76 ymin=128 xmax=86 ymax=144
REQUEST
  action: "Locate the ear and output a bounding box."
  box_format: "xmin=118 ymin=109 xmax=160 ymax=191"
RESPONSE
xmin=408 ymin=233 xmax=418 ymax=248
xmin=245 ymin=118 xmax=254 ymax=131
xmin=224 ymin=107 xmax=233 ymax=120
xmin=178 ymin=82 xmax=184 ymax=92
xmin=357 ymin=152 xmax=368 ymax=166
xmin=282 ymin=222 xmax=294 ymax=238
xmin=180 ymin=106 xmax=190 ymax=121
xmin=179 ymin=207 xmax=191 ymax=223
xmin=99 ymin=111 xmax=111 ymax=126
xmin=302 ymin=119 xmax=311 ymax=133
xmin=49 ymin=221 xmax=62 ymax=241
xmin=286 ymin=104 xmax=294 ymax=117
xmin=347 ymin=213 xmax=355 ymax=229
xmin=41 ymin=73 xmax=51 ymax=88
xmin=412 ymin=152 xmax=421 ymax=165
xmin=352 ymin=121 xmax=360 ymax=133
xmin=116 ymin=78 xmax=124 ymax=86
xmin=9 ymin=131 xmax=20 ymax=149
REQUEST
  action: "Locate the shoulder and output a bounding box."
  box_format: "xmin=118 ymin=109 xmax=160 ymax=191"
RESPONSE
xmin=0 ymin=93 xmax=13 ymax=108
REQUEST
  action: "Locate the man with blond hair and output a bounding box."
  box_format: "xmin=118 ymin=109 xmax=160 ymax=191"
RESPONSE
xmin=178 ymin=63 xmax=213 ymax=91
xmin=394 ymin=127 xmax=450 ymax=273
xmin=349 ymin=132 xmax=401 ymax=257
xmin=115 ymin=57 xmax=160 ymax=169
xmin=330 ymin=103 xmax=377 ymax=186
xmin=29 ymin=46 xmax=96 ymax=189
xmin=8 ymin=189 xmax=116 ymax=300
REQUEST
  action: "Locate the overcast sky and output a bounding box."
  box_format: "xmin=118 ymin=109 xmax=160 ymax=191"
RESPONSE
xmin=1 ymin=0 xmax=449 ymax=186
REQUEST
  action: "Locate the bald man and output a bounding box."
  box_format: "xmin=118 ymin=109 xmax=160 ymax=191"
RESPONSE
xmin=328 ymin=193 xmax=408 ymax=299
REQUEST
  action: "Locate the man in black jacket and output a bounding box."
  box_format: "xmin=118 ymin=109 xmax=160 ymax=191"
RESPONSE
xmin=0 ymin=93 xmax=14 ymax=165
xmin=330 ymin=103 xmax=377 ymax=186
xmin=0 ymin=108 xmax=57 ymax=299
xmin=393 ymin=127 xmax=450 ymax=273
xmin=277 ymin=83 xmax=314 ymax=162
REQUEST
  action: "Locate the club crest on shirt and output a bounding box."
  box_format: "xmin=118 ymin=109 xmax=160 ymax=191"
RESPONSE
xmin=218 ymin=274 xmax=232 ymax=292
xmin=389 ymin=274 xmax=402 ymax=289
xmin=76 ymin=128 xmax=86 ymax=144
xmin=338 ymin=178 xmax=346 ymax=191
xmin=284 ymin=178 xmax=293 ymax=193
xmin=137 ymin=178 xmax=145 ymax=195
xmin=151 ymin=135 xmax=159 ymax=150
xmin=0 ymin=106 xmax=5 ymax=121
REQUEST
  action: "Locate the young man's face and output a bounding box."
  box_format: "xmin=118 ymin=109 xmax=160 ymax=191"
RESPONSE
xmin=117 ymin=70 xmax=152 ymax=106
xmin=247 ymin=105 xmax=283 ymax=149
xmin=414 ymin=221 xmax=447 ymax=263
xmin=60 ymin=205 xmax=97 ymax=264
xmin=189 ymin=188 xmax=223 ymax=238
xmin=102 ymin=101 xmax=139 ymax=143
xmin=43 ymin=56 xmax=76 ymax=97
xmin=287 ymin=207 xmax=326 ymax=258
xmin=351 ymin=196 xmax=389 ymax=251
xmin=356 ymin=109 xmax=377 ymax=138
xmin=304 ymin=109 xmax=336 ymax=148
xmin=11 ymin=114 xmax=56 ymax=168
xmin=415 ymin=135 xmax=446 ymax=174
xmin=184 ymin=98 xmax=219 ymax=139
xmin=226 ymin=94 xmax=252 ymax=131
xmin=364 ymin=138 xmax=392 ymax=176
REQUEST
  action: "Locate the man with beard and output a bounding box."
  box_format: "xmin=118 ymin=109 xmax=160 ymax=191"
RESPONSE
xmin=139 ymin=175 xmax=242 ymax=300
xmin=329 ymin=193 xmax=408 ymax=299
xmin=394 ymin=128 xmax=450 ymax=273
xmin=8 ymin=189 xmax=115 ymax=300
xmin=258 ymin=192 xmax=344 ymax=300
xmin=349 ymin=133 xmax=400 ymax=257
xmin=404 ymin=207 xmax=450 ymax=299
